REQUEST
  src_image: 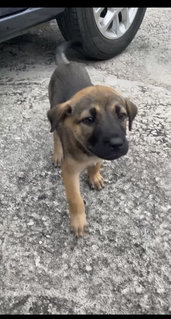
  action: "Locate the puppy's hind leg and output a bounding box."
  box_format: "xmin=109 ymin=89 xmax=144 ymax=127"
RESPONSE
xmin=52 ymin=131 xmax=63 ymax=167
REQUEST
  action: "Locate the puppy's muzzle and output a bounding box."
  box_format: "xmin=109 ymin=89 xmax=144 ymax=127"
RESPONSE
xmin=88 ymin=120 xmax=129 ymax=160
xmin=96 ymin=139 xmax=128 ymax=160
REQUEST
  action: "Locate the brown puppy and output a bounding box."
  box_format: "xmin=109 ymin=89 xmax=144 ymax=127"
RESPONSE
xmin=47 ymin=41 xmax=137 ymax=237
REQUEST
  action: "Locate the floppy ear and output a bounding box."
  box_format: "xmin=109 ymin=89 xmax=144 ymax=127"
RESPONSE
xmin=47 ymin=102 xmax=72 ymax=132
xmin=125 ymin=98 xmax=137 ymax=131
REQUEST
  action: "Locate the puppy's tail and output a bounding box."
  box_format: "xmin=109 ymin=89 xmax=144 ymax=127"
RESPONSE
xmin=55 ymin=40 xmax=81 ymax=65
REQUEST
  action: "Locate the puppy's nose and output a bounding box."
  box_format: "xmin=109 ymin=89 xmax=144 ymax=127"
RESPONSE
xmin=109 ymin=137 xmax=123 ymax=148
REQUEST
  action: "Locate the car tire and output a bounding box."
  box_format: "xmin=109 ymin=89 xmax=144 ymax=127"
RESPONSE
xmin=57 ymin=8 xmax=146 ymax=60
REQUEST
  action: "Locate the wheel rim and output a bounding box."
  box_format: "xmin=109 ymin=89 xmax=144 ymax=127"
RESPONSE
xmin=93 ymin=8 xmax=138 ymax=39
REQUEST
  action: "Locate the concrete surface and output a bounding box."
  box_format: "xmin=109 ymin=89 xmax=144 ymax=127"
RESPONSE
xmin=0 ymin=8 xmax=171 ymax=314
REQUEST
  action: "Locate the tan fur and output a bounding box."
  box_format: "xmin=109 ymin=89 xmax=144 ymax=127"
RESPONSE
xmin=87 ymin=161 xmax=104 ymax=190
xmin=53 ymin=131 xmax=63 ymax=166
xmin=48 ymin=85 xmax=137 ymax=237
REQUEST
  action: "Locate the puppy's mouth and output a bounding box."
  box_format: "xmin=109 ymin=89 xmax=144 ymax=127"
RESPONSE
xmin=101 ymin=151 xmax=128 ymax=160
xmin=87 ymin=142 xmax=129 ymax=161
xmin=75 ymin=137 xmax=128 ymax=161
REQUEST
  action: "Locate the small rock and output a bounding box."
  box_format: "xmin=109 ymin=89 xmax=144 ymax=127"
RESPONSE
xmin=135 ymin=286 xmax=143 ymax=294
xmin=28 ymin=220 xmax=34 ymax=226
xmin=86 ymin=265 xmax=92 ymax=272
xmin=122 ymin=288 xmax=130 ymax=295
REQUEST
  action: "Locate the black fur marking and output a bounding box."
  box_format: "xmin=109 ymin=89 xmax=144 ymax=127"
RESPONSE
xmin=89 ymin=107 xmax=97 ymax=118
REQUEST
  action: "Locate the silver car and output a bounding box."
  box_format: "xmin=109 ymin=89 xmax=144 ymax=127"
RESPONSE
xmin=0 ymin=7 xmax=146 ymax=60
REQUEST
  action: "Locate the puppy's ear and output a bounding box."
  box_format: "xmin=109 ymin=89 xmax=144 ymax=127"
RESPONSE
xmin=47 ymin=101 xmax=72 ymax=132
xmin=125 ymin=98 xmax=137 ymax=131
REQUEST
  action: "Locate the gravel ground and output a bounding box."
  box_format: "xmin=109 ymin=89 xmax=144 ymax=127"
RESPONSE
xmin=0 ymin=8 xmax=171 ymax=314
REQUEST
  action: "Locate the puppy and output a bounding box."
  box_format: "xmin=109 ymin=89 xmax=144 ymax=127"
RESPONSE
xmin=47 ymin=41 xmax=137 ymax=237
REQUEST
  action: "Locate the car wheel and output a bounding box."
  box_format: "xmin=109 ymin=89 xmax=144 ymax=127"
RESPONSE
xmin=57 ymin=7 xmax=146 ymax=60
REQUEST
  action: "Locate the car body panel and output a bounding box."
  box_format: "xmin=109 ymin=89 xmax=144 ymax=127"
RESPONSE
xmin=0 ymin=8 xmax=27 ymax=18
xmin=0 ymin=7 xmax=65 ymax=44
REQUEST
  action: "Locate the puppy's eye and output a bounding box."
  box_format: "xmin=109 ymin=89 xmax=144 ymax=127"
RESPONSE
xmin=115 ymin=105 xmax=127 ymax=121
xmin=118 ymin=112 xmax=127 ymax=121
xmin=81 ymin=116 xmax=95 ymax=125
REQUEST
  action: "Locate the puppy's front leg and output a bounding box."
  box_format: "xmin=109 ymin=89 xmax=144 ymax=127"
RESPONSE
xmin=88 ymin=160 xmax=104 ymax=190
xmin=52 ymin=130 xmax=63 ymax=167
xmin=62 ymin=162 xmax=87 ymax=237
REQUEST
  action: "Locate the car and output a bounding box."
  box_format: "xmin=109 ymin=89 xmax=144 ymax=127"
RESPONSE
xmin=0 ymin=7 xmax=146 ymax=60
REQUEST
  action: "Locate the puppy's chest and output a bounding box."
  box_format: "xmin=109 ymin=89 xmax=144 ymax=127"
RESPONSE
xmin=65 ymin=153 xmax=99 ymax=173
xmin=76 ymin=157 xmax=100 ymax=172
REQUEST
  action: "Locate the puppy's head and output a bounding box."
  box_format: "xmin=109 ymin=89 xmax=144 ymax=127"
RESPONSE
xmin=47 ymin=85 xmax=137 ymax=160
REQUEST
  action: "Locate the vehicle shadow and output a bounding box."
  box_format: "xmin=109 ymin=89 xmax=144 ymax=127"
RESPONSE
xmin=0 ymin=21 xmax=91 ymax=70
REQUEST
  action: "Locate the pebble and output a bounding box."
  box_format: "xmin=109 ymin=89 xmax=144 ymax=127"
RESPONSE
xmin=86 ymin=265 xmax=92 ymax=272
xmin=28 ymin=220 xmax=34 ymax=226
xmin=135 ymin=286 xmax=143 ymax=294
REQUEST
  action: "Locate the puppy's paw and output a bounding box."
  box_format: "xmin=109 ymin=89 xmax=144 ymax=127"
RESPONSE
xmin=70 ymin=212 xmax=88 ymax=237
xmin=52 ymin=150 xmax=63 ymax=167
xmin=89 ymin=173 xmax=104 ymax=190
